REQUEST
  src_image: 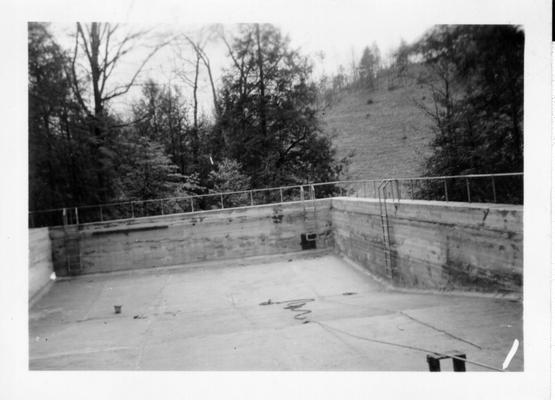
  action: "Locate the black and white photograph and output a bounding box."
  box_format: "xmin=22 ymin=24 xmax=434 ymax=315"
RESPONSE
xmin=1 ymin=0 xmax=551 ymax=399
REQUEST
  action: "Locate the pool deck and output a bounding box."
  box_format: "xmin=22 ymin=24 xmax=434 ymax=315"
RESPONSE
xmin=29 ymin=253 xmax=523 ymax=371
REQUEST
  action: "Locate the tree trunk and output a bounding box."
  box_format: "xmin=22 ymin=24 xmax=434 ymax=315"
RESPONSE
xmin=62 ymin=111 xmax=80 ymax=205
xmin=42 ymin=114 xmax=56 ymax=205
xmin=255 ymin=24 xmax=267 ymax=142
xmin=193 ymin=56 xmax=200 ymax=130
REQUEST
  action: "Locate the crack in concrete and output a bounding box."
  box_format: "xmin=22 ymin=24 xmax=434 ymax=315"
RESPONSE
xmin=134 ymin=273 xmax=172 ymax=369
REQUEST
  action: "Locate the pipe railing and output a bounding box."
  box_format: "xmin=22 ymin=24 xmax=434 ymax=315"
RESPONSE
xmin=28 ymin=172 xmax=523 ymax=228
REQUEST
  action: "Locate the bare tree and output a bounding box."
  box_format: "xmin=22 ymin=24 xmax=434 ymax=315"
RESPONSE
xmin=174 ymin=26 xmax=221 ymax=123
xmin=189 ymin=36 xmax=221 ymax=119
xmin=69 ymin=22 xmax=169 ymax=124
xmin=68 ymin=22 xmax=169 ymax=200
xmin=174 ymin=35 xmax=203 ymax=129
xmin=254 ymin=24 xmax=267 ymax=142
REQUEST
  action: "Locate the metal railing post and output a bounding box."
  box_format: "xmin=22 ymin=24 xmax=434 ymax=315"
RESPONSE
xmin=190 ymin=198 xmax=194 ymax=212
xmin=250 ymin=191 xmax=254 ymax=206
xmin=131 ymin=202 xmax=135 ymax=218
xmin=220 ymin=194 xmax=224 ymax=209
xmin=160 ymin=199 xmax=164 ymax=214
xmin=466 ymin=178 xmax=471 ymax=202
xmin=444 ymin=179 xmax=449 ymax=201
xmin=491 ymin=176 xmax=497 ymax=203
xmin=280 ymin=188 xmax=283 ymax=203
xmin=75 ymin=207 xmax=79 ymax=225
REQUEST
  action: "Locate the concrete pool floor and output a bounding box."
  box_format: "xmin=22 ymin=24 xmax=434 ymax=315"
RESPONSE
xmin=29 ymin=253 xmax=523 ymax=371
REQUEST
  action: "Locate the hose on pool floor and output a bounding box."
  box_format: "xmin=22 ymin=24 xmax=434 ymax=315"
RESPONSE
xmin=259 ymin=296 xmax=504 ymax=372
xmin=260 ymin=298 xmax=314 ymax=321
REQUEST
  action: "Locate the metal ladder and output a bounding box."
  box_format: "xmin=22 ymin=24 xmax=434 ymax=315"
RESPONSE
xmin=62 ymin=208 xmax=82 ymax=275
xmin=377 ymin=179 xmax=400 ymax=280
xmin=301 ymin=185 xmax=318 ymax=247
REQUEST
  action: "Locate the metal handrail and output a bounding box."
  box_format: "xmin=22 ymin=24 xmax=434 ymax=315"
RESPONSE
xmin=28 ymin=172 xmax=523 ymax=228
xmin=31 ymin=172 xmax=522 ymax=213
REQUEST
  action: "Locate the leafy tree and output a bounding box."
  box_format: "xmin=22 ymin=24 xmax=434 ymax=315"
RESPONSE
xmin=207 ymin=158 xmax=251 ymax=207
xmin=29 ymin=22 xmax=69 ymax=210
xmin=28 ymin=22 xmax=100 ymax=212
xmin=116 ymin=133 xmax=186 ymax=200
xmin=214 ymin=23 xmax=344 ymax=188
xmin=208 ymin=158 xmax=251 ymax=192
xmin=130 ymin=80 xmax=217 ymax=190
xmin=358 ymin=43 xmax=381 ymax=89
xmin=413 ymin=25 xmax=524 ymax=202
xmin=332 ymin=65 xmax=347 ymax=91
xmin=392 ymin=39 xmax=410 ymax=83
xmin=132 ymin=81 xmax=191 ymax=173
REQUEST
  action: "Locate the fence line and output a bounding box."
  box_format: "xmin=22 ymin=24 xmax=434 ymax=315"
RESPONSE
xmin=29 ymin=172 xmax=523 ymax=228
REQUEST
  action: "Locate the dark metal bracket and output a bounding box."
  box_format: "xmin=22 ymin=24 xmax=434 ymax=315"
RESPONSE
xmin=427 ymin=351 xmax=467 ymax=372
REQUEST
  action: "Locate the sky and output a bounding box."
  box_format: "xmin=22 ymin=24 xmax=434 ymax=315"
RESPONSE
xmin=48 ymin=17 xmax=434 ymax=118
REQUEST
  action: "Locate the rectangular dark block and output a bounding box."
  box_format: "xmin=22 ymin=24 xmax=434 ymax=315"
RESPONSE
xmin=426 ymin=355 xmax=441 ymax=371
xmin=91 ymin=225 xmax=169 ymax=235
xmin=426 ymin=352 xmax=466 ymax=372
xmin=300 ymin=233 xmax=317 ymax=250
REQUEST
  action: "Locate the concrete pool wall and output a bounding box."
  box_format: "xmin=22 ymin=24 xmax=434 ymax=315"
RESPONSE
xmin=332 ymin=198 xmax=522 ymax=295
xmin=28 ymin=227 xmax=54 ymax=302
xmin=31 ymin=197 xmax=522 ymax=296
xmin=48 ymin=199 xmax=333 ymax=275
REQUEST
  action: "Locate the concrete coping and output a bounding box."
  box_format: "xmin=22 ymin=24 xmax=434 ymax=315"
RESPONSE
xmin=333 ymin=197 xmax=523 ymax=211
xmin=64 ymin=198 xmax=334 ymax=230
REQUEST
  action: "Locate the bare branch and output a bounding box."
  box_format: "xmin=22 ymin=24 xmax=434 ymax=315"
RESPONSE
xmin=76 ymin=23 xmax=93 ymax=66
xmin=68 ymin=26 xmax=90 ymax=115
xmin=102 ymin=41 xmax=170 ymax=102
xmin=108 ymin=112 xmax=151 ymax=129
xmin=220 ymin=33 xmax=242 ymax=71
xmin=99 ymin=25 xmax=112 ymax=97
xmin=176 ymin=33 xmax=221 ymax=117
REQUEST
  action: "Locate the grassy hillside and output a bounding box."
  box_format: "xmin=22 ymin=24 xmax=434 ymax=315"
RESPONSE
xmin=321 ymin=81 xmax=437 ymax=181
